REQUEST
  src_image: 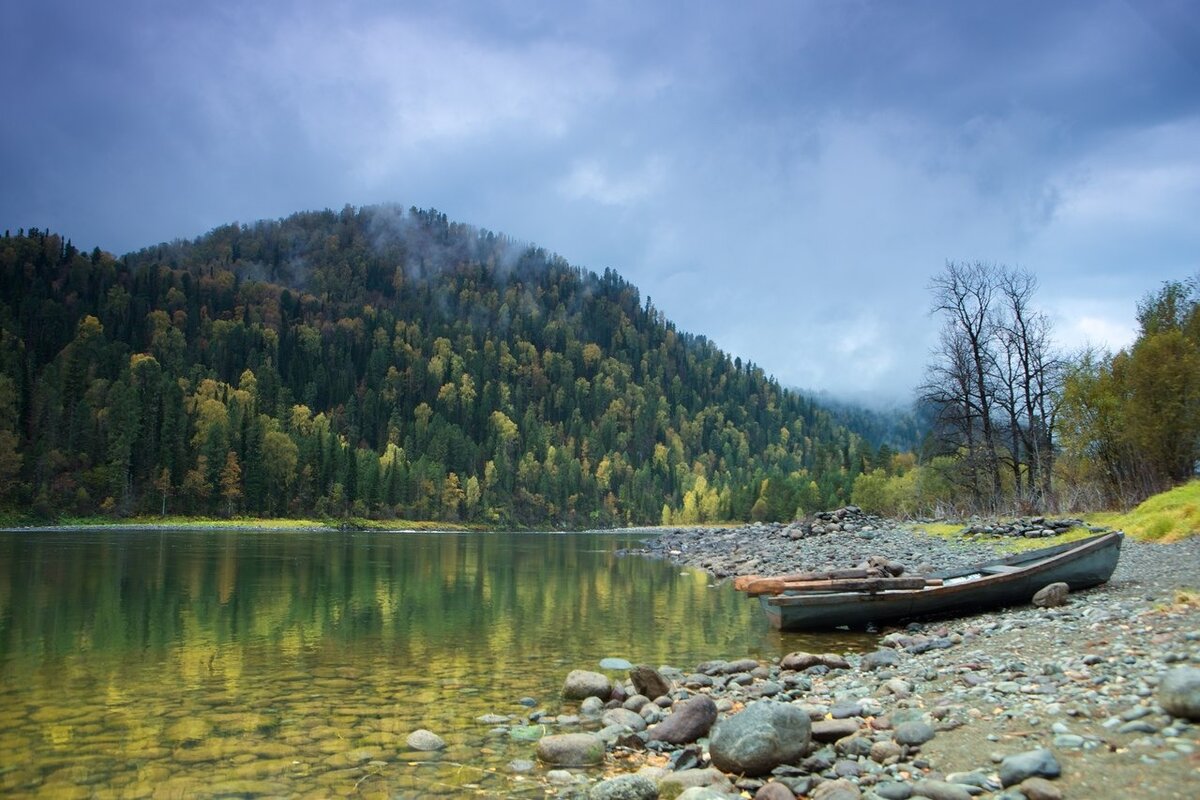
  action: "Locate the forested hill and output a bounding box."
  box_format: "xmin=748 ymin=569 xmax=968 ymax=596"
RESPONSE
xmin=0 ymin=205 xmax=880 ymax=526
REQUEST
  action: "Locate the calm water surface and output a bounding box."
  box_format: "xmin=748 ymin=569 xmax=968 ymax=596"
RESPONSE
xmin=0 ymin=530 xmax=871 ymax=798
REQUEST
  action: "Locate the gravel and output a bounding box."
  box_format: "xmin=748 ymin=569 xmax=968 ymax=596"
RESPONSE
xmin=564 ymin=514 xmax=1200 ymax=800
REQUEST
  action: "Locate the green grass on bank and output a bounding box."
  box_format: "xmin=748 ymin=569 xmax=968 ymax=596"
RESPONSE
xmin=905 ymin=520 xmax=1098 ymax=554
xmin=1086 ymin=480 xmax=1200 ymax=542
xmin=2 ymin=514 xmax=489 ymax=532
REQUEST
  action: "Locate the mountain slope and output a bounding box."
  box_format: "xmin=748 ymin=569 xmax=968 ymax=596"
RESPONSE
xmin=0 ymin=206 xmax=874 ymax=525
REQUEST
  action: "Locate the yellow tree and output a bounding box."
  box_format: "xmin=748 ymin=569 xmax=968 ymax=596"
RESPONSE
xmin=220 ymin=451 xmax=243 ymax=516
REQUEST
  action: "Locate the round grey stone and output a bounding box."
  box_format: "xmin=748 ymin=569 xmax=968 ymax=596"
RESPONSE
xmin=1032 ymin=582 xmax=1069 ymax=608
xmin=405 ymin=729 xmax=446 ymax=751
xmin=600 ymin=657 xmax=634 ymax=670
xmin=1159 ymin=666 xmax=1200 ymax=721
xmin=648 ymin=695 xmax=717 ymax=745
xmin=587 ymin=774 xmax=658 ymax=800
xmin=893 ymin=720 xmax=935 ymax=746
xmin=536 ymin=733 xmax=606 ymax=766
xmin=709 ymin=700 xmax=812 ymax=776
xmin=564 ymin=669 xmax=613 ymax=701
xmin=602 ymin=707 xmax=648 ymax=732
xmin=998 ymin=748 xmax=1061 ymax=787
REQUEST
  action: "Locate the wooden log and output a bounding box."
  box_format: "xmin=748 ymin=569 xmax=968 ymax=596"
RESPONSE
xmin=735 ymin=568 xmax=872 ymax=593
xmin=753 ymin=578 xmax=940 ymax=597
xmin=772 ymin=576 xmax=942 ymax=594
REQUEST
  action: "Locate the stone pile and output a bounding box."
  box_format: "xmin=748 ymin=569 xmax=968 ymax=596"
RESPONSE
xmin=958 ymin=517 xmax=1091 ymax=539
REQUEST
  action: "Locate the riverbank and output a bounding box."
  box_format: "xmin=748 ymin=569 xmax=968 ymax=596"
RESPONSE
xmin=527 ymin=512 xmax=1199 ymax=799
xmin=0 ymin=515 xmax=487 ymax=533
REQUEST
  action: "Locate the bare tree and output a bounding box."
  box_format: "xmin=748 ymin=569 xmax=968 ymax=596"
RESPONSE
xmin=922 ymin=261 xmax=1063 ymax=512
xmin=924 ymin=261 xmax=1003 ymax=508
xmin=995 ymin=267 xmax=1064 ymax=507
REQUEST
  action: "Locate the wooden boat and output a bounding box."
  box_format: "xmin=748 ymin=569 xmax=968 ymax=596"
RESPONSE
xmin=747 ymin=531 xmax=1123 ymax=631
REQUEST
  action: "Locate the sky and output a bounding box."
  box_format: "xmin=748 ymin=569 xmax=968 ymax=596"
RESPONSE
xmin=3 ymin=0 xmax=1199 ymax=405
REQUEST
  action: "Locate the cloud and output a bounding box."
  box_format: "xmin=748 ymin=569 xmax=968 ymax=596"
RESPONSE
xmin=3 ymin=0 xmax=1197 ymax=404
xmin=557 ymin=157 xmax=666 ymax=207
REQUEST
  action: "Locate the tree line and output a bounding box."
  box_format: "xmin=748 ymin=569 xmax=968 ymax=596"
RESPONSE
xmin=851 ymin=261 xmax=1199 ymax=516
xmin=0 ymin=207 xmax=880 ymax=525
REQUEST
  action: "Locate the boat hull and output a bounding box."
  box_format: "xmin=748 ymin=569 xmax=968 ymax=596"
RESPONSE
xmin=761 ymin=531 xmax=1123 ymax=631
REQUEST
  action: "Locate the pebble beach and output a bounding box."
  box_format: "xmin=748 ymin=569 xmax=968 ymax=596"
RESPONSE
xmin=531 ymin=512 xmax=1200 ymax=799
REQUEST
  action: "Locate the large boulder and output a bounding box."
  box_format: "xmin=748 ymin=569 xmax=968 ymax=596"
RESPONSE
xmin=536 ymin=733 xmax=606 ymax=766
xmin=648 ymin=696 xmax=718 ymax=745
xmin=1159 ymin=666 xmax=1200 ymax=721
xmin=631 ymin=665 xmax=673 ymax=699
xmin=564 ymin=669 xmax=614 ymax=701
xmin=708 ymin=700 xmax=811 ymax=776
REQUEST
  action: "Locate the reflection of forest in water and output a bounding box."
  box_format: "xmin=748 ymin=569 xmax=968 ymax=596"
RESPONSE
xmin=0 ymin=530 xmax=846 ymax=686
xmin=0 ymin=531 xmax=876 ymax=797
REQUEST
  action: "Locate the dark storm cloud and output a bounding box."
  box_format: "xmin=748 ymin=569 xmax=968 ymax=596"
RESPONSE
xmin=3 ymin=0 xmax=1197 ymax=402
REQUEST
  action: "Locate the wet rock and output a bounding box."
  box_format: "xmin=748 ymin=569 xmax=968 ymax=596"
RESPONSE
xmin=536 ymin=732 xmax=606 ymax=766
xmin=998 ymin=748 xmax=1061 ymax=787
xmin=508 ymin=759 xmax=535 ymax=773
xmin=405 ymin=729 xmax=445 ymax=751
xmin=649 ymin=696 xmax=718 ymax=745
xmin=476 ymin=713 xmax=509 ymax=725
xmin=547 ymin=769 xmax=583 ymax=785
xmin=1032 ymin=582 xmax=1069 ymax=608
xmin=166 ymin=718 xmax=213 ymax=743
xmin=1159 ymin=666 xmax=1200 ymax=721
xmin=709 ymin=700 xmax=811 ymax=776
xmin=588 ymin=773 xmax=658 ymax=800
xmin=172 ymin=741 xmax=226 ymax=764
xmin=780 ymin=652 xmax=822 ymax=671
xmin=632 ymin=665 xmax=673 ymax=699
xmin=601 ymin=657 xmax=635 ymax=670
xmin=565 ymin=670 xmax=614 ymax=701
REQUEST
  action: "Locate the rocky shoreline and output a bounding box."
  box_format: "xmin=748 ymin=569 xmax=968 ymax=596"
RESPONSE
xmin=504 ymin=513 xmax=1199 ymax=799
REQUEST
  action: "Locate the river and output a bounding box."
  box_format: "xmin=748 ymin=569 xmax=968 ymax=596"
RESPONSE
xmin=0 ymin=529 xmax=870 ymax=797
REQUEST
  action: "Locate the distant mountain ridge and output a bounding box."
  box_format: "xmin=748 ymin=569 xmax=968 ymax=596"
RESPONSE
xmin=0 ymin=205 xmax=894 ymax=525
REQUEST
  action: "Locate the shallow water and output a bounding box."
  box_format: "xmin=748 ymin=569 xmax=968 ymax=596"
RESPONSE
xmin=0 ymin=529 xmax=871 ymax=797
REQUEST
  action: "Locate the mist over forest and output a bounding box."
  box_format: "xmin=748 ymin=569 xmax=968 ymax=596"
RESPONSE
xmin=0 ymin=205 xmax=898 ymax=525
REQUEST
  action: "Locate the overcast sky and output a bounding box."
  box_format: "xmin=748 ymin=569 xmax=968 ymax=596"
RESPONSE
xmin=4 ymin=1 xmax=1198 ymax=405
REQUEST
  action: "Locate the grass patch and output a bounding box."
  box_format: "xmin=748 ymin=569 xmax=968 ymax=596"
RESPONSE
xmin=988 ymin=525 xmax=1097 ymax=554
xmin=10 ymin=514 xmax=491 ymax=532
xmin=905 ymin=521 xmax=963 ymax=539
xmin=0 ymin=510 xmax=38 ymax=528
xmin=1085 ymin=479 xmax=1200 ymax=542
xmin=903 ymin=520 xmax=1099 ymax=554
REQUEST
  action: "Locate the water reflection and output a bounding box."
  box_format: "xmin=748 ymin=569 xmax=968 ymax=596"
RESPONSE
xmin=0 ymin=530 xmax=872 ymax=797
